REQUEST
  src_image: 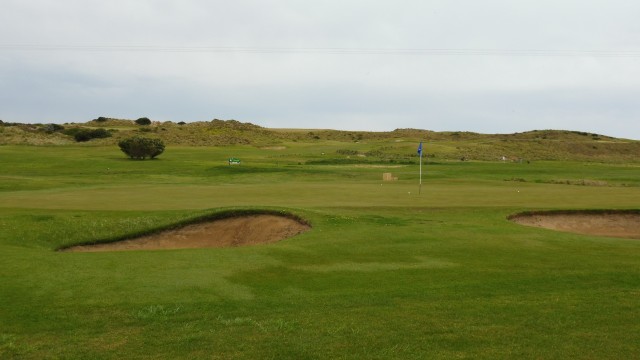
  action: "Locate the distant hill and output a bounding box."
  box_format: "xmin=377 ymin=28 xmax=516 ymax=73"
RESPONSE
xmin=1 ymin=118 xmax=638 ymax=163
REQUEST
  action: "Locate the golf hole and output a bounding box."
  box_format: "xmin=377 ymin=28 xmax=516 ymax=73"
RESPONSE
xmin=62 ymin=213 xmax=311 ymax=252
xmin=508 ymin=210 xmax=640 ymax=239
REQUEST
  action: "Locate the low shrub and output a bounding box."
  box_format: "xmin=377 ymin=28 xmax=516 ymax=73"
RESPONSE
xmin=67 ymin=128 xmax=112 ymax=142
xmin=118 ymin=136 xmax=165 ymax=159
xmin=135 ymin=117 xmax=152 ymax=126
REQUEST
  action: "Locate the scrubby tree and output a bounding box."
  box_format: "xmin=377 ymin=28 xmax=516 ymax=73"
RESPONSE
xmin=118 ymin=136 xmax=165 ymax=159
xmin=135 ymin=117 xmax=152 ymax=126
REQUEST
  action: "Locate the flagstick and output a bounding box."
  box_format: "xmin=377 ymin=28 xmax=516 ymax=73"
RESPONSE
xmin=419 ymin=148 xmax=422 ymax=195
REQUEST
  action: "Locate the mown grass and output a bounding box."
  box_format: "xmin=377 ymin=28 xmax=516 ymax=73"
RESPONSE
xmin=0 ymin=142 xmax=639 ymax=359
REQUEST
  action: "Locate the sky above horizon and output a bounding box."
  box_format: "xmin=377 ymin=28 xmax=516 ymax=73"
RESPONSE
xmin=1 ymin=1 xmax=639 ymax=139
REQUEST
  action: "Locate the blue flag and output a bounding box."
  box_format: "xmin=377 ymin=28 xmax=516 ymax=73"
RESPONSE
xmin=417 ymin=142 xmax=423 ymax=156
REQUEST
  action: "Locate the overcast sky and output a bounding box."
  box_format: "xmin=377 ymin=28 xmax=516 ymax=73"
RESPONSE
xmin=1 ymin=1 xmax=639 ymax=139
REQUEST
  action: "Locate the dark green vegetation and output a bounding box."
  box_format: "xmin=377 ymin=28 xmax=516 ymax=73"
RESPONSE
xmin=0 ymin=121 xmax=639 ymax=359
xmin=118 ymin=136 xmax=166 ymax=160
xmin=70 ymin=128 xmax=113 ymax=142
xmin=135 ymin=117 xmax=152 ymax=126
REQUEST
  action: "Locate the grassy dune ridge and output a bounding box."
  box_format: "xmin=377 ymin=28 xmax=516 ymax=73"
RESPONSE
xmin=1 ymin=122 xmax=639 ymax=359
xmin=2 ymin=118 xmax=639 ymax=162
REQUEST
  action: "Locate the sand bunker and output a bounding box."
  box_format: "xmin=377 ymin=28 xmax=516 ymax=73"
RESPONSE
xmin=64 ymin=214 xmax=311 ymax=252
xmin=509 ymin=210 xmax=640 ymax=239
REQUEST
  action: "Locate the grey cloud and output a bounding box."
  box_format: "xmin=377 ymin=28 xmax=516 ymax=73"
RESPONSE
xmin=1 ymin=1 xmax=639 ymax=138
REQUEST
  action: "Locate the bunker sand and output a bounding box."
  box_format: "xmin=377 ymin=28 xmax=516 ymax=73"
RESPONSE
xmin=510 ymin=211 xmax=640 ymax=239
xmin=65 ymin=214 xmax=311 ymax=252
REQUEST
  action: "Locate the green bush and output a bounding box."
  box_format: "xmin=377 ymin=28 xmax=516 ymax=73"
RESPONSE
xmin=74 ymin=130 xmax=96 ymax=142
xmin=69 ymin=128 xmax=112 ymax=142
xmin=118 ymin=136 xmax=165 ymax=160
xmin=135 ymin=117 xmax=152 ymax=126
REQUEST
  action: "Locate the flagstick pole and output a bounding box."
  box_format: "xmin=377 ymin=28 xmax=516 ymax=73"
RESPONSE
xmin=419 ymin=147 xmax=422 ymax=195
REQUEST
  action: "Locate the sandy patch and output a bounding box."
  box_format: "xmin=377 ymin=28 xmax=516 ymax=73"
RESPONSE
xmin=509 ymin=210 xmax=640 ymax=239
xmin=64 ymin=214 xmax=311 ymax=252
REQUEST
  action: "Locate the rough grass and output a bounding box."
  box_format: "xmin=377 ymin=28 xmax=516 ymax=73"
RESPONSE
xmin=2 ymin=119 xmax=639 ymax=162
